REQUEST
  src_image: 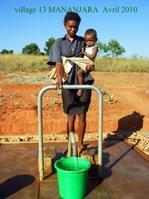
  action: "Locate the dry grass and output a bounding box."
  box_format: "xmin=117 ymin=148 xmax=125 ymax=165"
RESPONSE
xmin=95 ymin=57 xmax=149 ymax=72
xmin=0 ymin=54 xmax=149 ymax=73
xmin=0 ymin=54 xmax=48 ymax=73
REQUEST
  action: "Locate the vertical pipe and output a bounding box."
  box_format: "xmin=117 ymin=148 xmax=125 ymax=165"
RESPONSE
xmin=98 ymin=89 xmax=103 ymax=175
xmin=70 ymin=132 xmax=77 ymax=157
xmin=38 ymin=91 xmax=44 ymax=181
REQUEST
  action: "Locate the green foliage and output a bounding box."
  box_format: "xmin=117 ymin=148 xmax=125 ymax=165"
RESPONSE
xmin=22 ymin=43 xmax=40 ymax=55
xmin=96 ymin=41 xmax=108 ymax=54
xmin=97 ymin=39 xmax=125 ymax=57
xmin=107 ymin=39 xmax=125 ymax=57
xmin=44 ymin=37 xmax=55 ymax=55
xmin=51 ymin=97 xmax=59 ymax=105
xmin=1 ymin=49 xmax=14 ymax=54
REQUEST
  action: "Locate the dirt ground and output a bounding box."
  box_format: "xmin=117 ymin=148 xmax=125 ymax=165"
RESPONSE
xmin=0 ymin=72 xmax=149 ymax=136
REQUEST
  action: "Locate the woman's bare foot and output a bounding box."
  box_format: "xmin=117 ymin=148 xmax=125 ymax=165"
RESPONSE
xmin=78 ymin=144 xmax=85 ymax=156
xmin=77 ymin=89 xmax=83 ymax=97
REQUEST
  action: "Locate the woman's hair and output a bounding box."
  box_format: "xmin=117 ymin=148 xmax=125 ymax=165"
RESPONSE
xmin=85 ymin=29 xmax=98 ymax=41
xmin=64 ymin=12 xmax=81 ymax=25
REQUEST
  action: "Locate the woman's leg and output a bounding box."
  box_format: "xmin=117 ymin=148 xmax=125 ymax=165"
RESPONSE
xmin=77 ymin=113 xmax=86 ymax=153
xmin=67 ymin=114 xmax=76 ymax=133
xmin=77 ymin=69 xmax=85 ymax=97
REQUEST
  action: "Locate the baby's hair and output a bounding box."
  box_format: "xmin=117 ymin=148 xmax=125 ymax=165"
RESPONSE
xmin=64 ymin=12 xmax=81 ymax=25
xmin=85 ymin=29 xmax=98 ymax=41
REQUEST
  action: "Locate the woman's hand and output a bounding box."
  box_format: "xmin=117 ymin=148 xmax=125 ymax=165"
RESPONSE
xmin=56 ymin=75 xmax=62 ymax=89
xmin=55 ymin=62 xmax=63 ymax=89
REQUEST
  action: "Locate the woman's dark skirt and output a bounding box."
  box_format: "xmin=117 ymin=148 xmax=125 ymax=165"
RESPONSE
xmin=62 ymin=85 xmax=92 ymax=115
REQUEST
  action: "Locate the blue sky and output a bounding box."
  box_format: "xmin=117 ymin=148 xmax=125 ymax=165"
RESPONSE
xmin=0 ymin=0 xmax=148 ymax=57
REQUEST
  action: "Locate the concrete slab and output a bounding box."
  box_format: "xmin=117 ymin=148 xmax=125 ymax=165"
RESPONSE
xmin=0 ymin=141 xmax=148 ymax=199
xmin=86 ymin=141 xmax=149 ymax=199
xmin=0 ymin=143 xmax=39 ymax=199
xmin=0 ymin=142 xmax=67 ymax=199
xmin=39 ymin=175 xmax=59 ymax=199
xmin=39 ymin=141 xmax=149 ymax=199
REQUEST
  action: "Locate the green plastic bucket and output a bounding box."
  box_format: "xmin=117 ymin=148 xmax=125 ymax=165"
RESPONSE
xmin=54 ymin=157 xmax=91 ymax=199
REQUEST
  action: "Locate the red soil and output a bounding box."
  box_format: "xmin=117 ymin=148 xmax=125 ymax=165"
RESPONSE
xmin=0 ymin=72 xmax=149 ymax=135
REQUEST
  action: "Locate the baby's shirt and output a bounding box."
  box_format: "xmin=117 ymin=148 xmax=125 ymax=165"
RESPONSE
xmin=84 ymin=45 xmax=97 ymax=61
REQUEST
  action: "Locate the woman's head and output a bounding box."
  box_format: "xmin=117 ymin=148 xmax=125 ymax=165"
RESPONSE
xmin=64 ymin=12 xmax=81 ymax=38
xmin=84 ymin=29 xmax=98 ymax=47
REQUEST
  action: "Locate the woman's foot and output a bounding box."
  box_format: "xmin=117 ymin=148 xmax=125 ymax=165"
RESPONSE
xmin=78 ymin=144 xmax=86 ymax=156
xmin=77 ymin=89 xmax=83 ymax=97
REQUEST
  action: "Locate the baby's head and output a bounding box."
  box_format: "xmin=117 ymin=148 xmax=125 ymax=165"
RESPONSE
xmin=84 ymin=29 xmax=97 ymax=47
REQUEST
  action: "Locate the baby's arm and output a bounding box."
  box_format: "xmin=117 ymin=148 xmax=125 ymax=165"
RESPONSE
xmin=82 ymin=46 xmax=98 ymax=61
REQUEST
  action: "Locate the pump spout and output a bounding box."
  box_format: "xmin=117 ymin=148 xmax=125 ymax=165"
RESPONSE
xmin=67 ymin=132 xmax=77 ymax=157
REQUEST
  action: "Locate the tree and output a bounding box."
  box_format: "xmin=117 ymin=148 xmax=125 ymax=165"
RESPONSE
xmin=44 ymin=37 xmax=55 ymax=55
xmin=97 ymin=39 xmax=125 ymax=57
xmin=1 ymin=49 xmax=14 ymax=54
xmin=96 ymin=41 xmax=108 ymax=55
xmin=9 ymin=50 xmax=14 ymax=54
xmin=106 ymin=39 xmax=125 ymax=57
xmin=22 ymin=43 xmax=40 ymax=55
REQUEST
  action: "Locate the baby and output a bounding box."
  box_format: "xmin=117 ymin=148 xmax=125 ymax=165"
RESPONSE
xmin=77 ymin=29 xmax=98 ymax=96
xmin=48 ymin=29 xmax=98 ymax=92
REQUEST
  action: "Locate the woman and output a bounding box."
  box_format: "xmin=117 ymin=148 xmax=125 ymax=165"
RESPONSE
xmin=47 ymin=12 xmax=95 ymax=154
